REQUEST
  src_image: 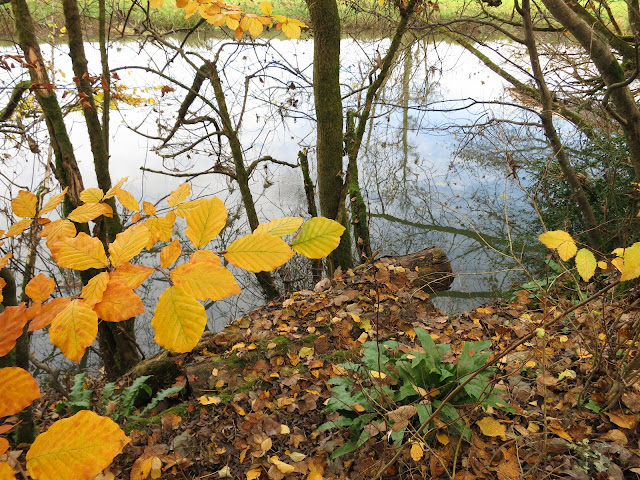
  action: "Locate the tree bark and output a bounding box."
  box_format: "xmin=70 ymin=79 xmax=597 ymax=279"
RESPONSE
xmin=379 ymin=246 xmax=455 ymax=292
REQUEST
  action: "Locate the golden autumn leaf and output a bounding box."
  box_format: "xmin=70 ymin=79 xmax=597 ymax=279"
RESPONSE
xmin=108 ymin=223 xmax=151 ymax=268
xmin=254 ymin=216 xmax=303 ymax=237
xmin=173 ymin=200 xmax=200 ymax=218
xmin=12 ymin=190 xmax=37 ymax=218
xmin=170 ymin=262 xmax=240 ymax=301
xmin=410 ymin=443 xmax=423 ymax=461
xmin=25 ymin=273 xmax=56 ymax=302
xmin=49 ymin=300 xmax=98 ymax=362
xmin=281 ymin=21 xmax=302 ymax=39
xmin=26 ymin=410 xmax=129 ymax=480
xmin=477 ymin=417 xmax=506 ymax=437
xmin=160 ymin=239 xmax=182 ymax=268
xmin=67 ymin=203 xmax=113 ymax=223
xmin=269 ymin=456 xmax=295 ymax=474
xmin=246 ymin=468 xmax=262 ymax=480
xmin=93 ymin=284 xmax=145 ymax=322
xmin=0 ymin=304 xmax=29 ymax=356
xmin=29 ymin=297 xmax=71 ymax=332
xmin=0 ymin=462 xmax=16 ymax=480
xmin=538 ymin=230 xmax=577 ymax=261
xmin=109 ymin=263 xmax=154 ymax=289
xmin=39 ymin=219 xmax=76 ymax=241
xmin=621 ymin=242 xmax=640 ymax=281
xmin=0 ymin=253 xmax=11 ymax=270
xmin=145 ymin=216 xmax=173 ymax=249
xmin=0 ymin=438 xmax=9 ymax=455
xmin=184 ymin=197 xmax=227 ymax=248
xmin=49 ymin=233 xmax=109 ymax=270
xmin=0 ymin=367 xmax=40 ymax=417
xmin=39 ymin=187 xmax=68 ymax=216
xmin=224 ymin=233 xmax=294 ymax=272
xmin=79 ymin=188 xmax=104 ymax=204
xmin=5 ymin=218 xmax=32 ymax=238
xmin=149 ymin=0 xmax=163 ymax=8
xmin=80 ymin=272 xmax=110 ymax=306
xmin=575 ymin=248 xmax=597 ymax=282
xmin=259 ymin=1 xmax=273 ymax=15
xmin=130 ymin=455 xmax=153 ymax=480
xmin=115 ymin=188 xmax=140 ymax=212
xmin=292 ymin=217 xmax=345 ymax=259
xmin=167 ymin=183 xmax=191 ymax=207
xmin=103 ymin=177 xmax=128 ymax=200
xmin=143 ymin=201 xmax=156 ymax=216
xmin=151 ymin=286 xmax=206 ymax=353
xmin=190 ymin=249 xmax=221 ymax=266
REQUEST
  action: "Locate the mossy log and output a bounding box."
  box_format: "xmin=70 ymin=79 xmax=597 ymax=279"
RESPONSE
xmin=379 ymin=246 xmax=454 ymax=292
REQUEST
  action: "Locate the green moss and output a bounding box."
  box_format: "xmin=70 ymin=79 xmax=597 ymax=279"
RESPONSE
xmin=124 ymin=404 xmax=188 ymax=433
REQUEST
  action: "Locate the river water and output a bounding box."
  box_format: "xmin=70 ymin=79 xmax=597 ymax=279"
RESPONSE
xmin=0 ymin=34 xmax=546 ymax=360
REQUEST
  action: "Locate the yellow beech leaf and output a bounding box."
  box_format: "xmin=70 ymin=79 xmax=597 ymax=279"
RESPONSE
xmin=0 ymin=253 xmax=11 ymax=269
xmin=0 ymin=277 xmax=4 ymax=303
xmin=260 ymin=1 xmax=273 ymax=15
xmin=477 ymin=417 xmax=506 ymax=437
xmin=93 ymin=284 xmax=145 ymax=322
xmin=39 ymin=187 xmax=68 ymax=216
xmin=369 ymin=370 xmax=387 ymax=379
xmin=621 ymin=242 xmax=640 ymax=281
xmin=151 ymin=286 xmax=206 ymax=353
xmin=170 ymin=262 xmax=240 ymax=301
xmin=130 ymin=456 xmax=152 ymax=480
xmin=80 ymin=272 xmax=110 ymax=306
xmin=49 ymin=233 xmax=108 ymax=270
xmin=281 ymin=21 xmax=302 ymax=39
xmin=269 ymin=456 xmax=295 ymax=474
xmin=575 ymin=248 xmax=596 ymax=281
xmin=40 ymin=219 xmax=76 ymax=241
xmin=612 ymin=257 xmax=624 ymax=272
xmin=49 ymin=299 xmax=98 ymax=362
xmin=12 ymin=190 xmax=37 ymax=218
xmin=167 ymin=183 xmax=191 ymax=207
xmin=25 ymin=273 xmax=56 ymax=302
xmin=598 ymin=260 xmax=608 ymax=270
xmin=109 ymin=263 xmax=154 ymax=289
xmin=115 ymin=188 xmax=140 ymax=212
xmin=149 ymin=0 xmax=163 ymax=7
xmin=0 ymin=439 xmax=8 ymax=456
xmin=109 ymin=224 xmax=151 ymax=268
xmin=0 ymin=304 xmax=29 ymax=356
xmin=29 ymin=297 xmax=71 ymax=331
xmin=160 ymin=239 xmax=182 ymax=268
xmin=143 ymin=201 xmax=156 ymax=216
xmin=26 ymin=410 xmax=129 ymax=480
xmin=410 ymin=443 xmax=423 ymax=461
xmin=5 ymin=218 xmax=32 ymax=238
xmin=436 ymin=432 xmax=450 ymax=445
xmin=198 ymin=395 xmax=221 ymax=405
xmin=103 ymin=177 xmax=128 ymax=200
xmin=184 ymin=197 xmax=227 ymax=248
xmin=145 ymin=216 xmax=173 ymax=249
xmin=79 ymin=188 xmax=104 ymax=204
xmin=292 ymin=217 xmax=345 ymax=259
xmin=0 ymin=462 xmax=14 ymax=480
xmin=538 ymin=230 xmax=577 ymax=261
xmin=173 ymin=200 xmax=200 ymax=218
xmin=190 ymin=249 xmax=222 ymax=266
xmin=254 ymin=216 xmax=303 ymax=237
xmin=224 ymin=233 xmax=294 ymax=272
xmin=67 ymin=203 xmax=113 ymax=223
xmin=0 ymin=367 xmax=40 ymax=417
xmin=246 ymin=468 xmax=262 ymax=480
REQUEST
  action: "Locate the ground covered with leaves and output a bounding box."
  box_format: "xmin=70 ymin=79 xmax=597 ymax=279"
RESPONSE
xmin=8 ymin=260 xmax=640 ymax=480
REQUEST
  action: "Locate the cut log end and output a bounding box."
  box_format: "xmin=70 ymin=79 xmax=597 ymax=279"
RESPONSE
xmin=379 ymin=246 xmax=454 ymax=292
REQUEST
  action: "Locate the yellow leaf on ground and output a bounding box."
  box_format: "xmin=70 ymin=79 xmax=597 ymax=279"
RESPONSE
xmin=103 ymin=177 xmax=128 ymax=200
xmin=190 ymin=249 xmax=221 ymax=266
xmin=80 ymin=272 xmax=110 ymax=306
xmin=26 ymin=410 xmax=129 ymax=480
xmin=151 ymin=286 xmax=206 ymax=353
xmin=49 ymin=300 xmax=98 ymax=362
xmin=477 ymin=417 xmax=506 ymax=437
xmin=160 ymin=239 xmax=182 ymax=268
xmin=25 ymin=273 xmax=55 ymax=302
xmin=269 ymin=456 xmax=295 ymax=474
xmin=621 ymin=242 xmax=640 ymax=281
xmin=254 ymin=216 xmax=303 ymax=236
xmin=67 ymin=203 xmax=113 ymax=223
xmin=538 ymin=230 xmax=577 ymax=261
xmin=49 ymin=233 xmax=109 ymax=270
xmin=0 ymin=367 xmax=40 ymax=417
xmin=39 ymin=188 xmax=68 ymax=216
xmin=170 ymin=262 xmax=240 ymax=301
xmin=224 ymin=233 xmax=294 ymax=272
xmin=115 ymin=188 xmax=140 ymax=212
xmin=109 ymin=263 xmax=154 ymax=289
xmin=39 ymin=219 xmax=76 ymax=242
xmin=12 ymin=190 xmax=37 ymax=218
xmin=167 ymin=183 xmax=191 ymax=207
xmin=292 ymin=217 xmax=345 ymax=259
xmin=410 ymin=443 xmax=423 ymax=461
xmin=93 ymin=284 xmax=145 ymax=322
xmin=79 ymin=188 xmax=104 ymax=204
xmin=5 ymin=218 xmax=32 ymax=238
xmin=575 ymin=248 xmax=597 ymax=281
xmin=184 ymin=197 xmax=227 ymax=248
xmin=130 ymin=456 xmax=153 ymax=480
xmin=108 ymin=224 xmax=151 ymax=268
xmin=0 ymin=304 xmax=29 ymax=356
xmin=29 ymin=297 xmax=71 ymax=332
xmin=246 ymin=468 xmax=262 ymax=480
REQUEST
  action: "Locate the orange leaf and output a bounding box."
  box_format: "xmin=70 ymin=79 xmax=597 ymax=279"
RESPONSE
xmin=39 ymin=187 xmax=68 ymax=216
xmin=103 ymin=177 xmax=128 ymax=200
xmin=67 ymin=203 xmax=113 ymax=223
xmin=0 ymin=367 xmax=40 ymax=417
xmin=26 ymin=410 xmax=129 ymax=480
xmin=0 ymin=303 xmax=29 ymax=356
xmin=143 ymin=201 xmax=156 ymax=216
xmin=49 ymin=300 xmax=98 ymax=362
xmin=40 ymin=219 xmax=76 ymax=242
xmin=160 ymin=239 xmax=182 ymax=268
xmin=93 ymin=284 xmax=144 ymax=322
xmin=0 ymin=253 xmax=12 ymax=269
xmin=151 ymin=286 xmax=206 ymax=353
xmin=184 ymin=197 xmax=227 ymax=248
xmin=108 ymin=224 xmax=151 ymax=268
xmin=190 ymin=250 xmax=221 ymax=266
xmin=12 ymin=190 xmax=37 ymax=218
xmin=115 ymin=188 xmax=140 ymax=212
xmin=109 ymin=263 xmax=154 ymax=289
xmin=79 ymin=188 xmax=105 ymax=204
xmin=170 ymin=262 xmax=240 ymax=301
xmin=0 ymin=277 xmax=5 ymax=303
xmin=5 ymin=218 xmax=31 ymax=238
xmin=49 ymin=233 xmax=109 ymax=270
xmin=0 ymin=437 xmax=8 ymax=455
xmin=29 ymin=297 xmax=71 ymax=332
xmin=80 ymin=272 xmax=110 ymax=306
xmin=167 ymin=183 xmax=191 ymax=207
xmin=25 ymin=273 xmax=55 ymax=302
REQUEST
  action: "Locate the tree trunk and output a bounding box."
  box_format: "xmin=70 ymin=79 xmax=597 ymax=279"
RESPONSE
xmin=379 ymin=246 xmax=455 ymax=292
xmin=304 ymin=0 xmax=353 ymax=273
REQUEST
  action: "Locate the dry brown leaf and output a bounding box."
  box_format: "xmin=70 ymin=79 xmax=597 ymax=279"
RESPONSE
xmin=477 ymin=417 xmax=506 ymax=437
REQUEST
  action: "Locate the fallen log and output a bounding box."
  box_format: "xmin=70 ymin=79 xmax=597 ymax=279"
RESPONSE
xmin=379 ymin=246 xmax=454 ymax=292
